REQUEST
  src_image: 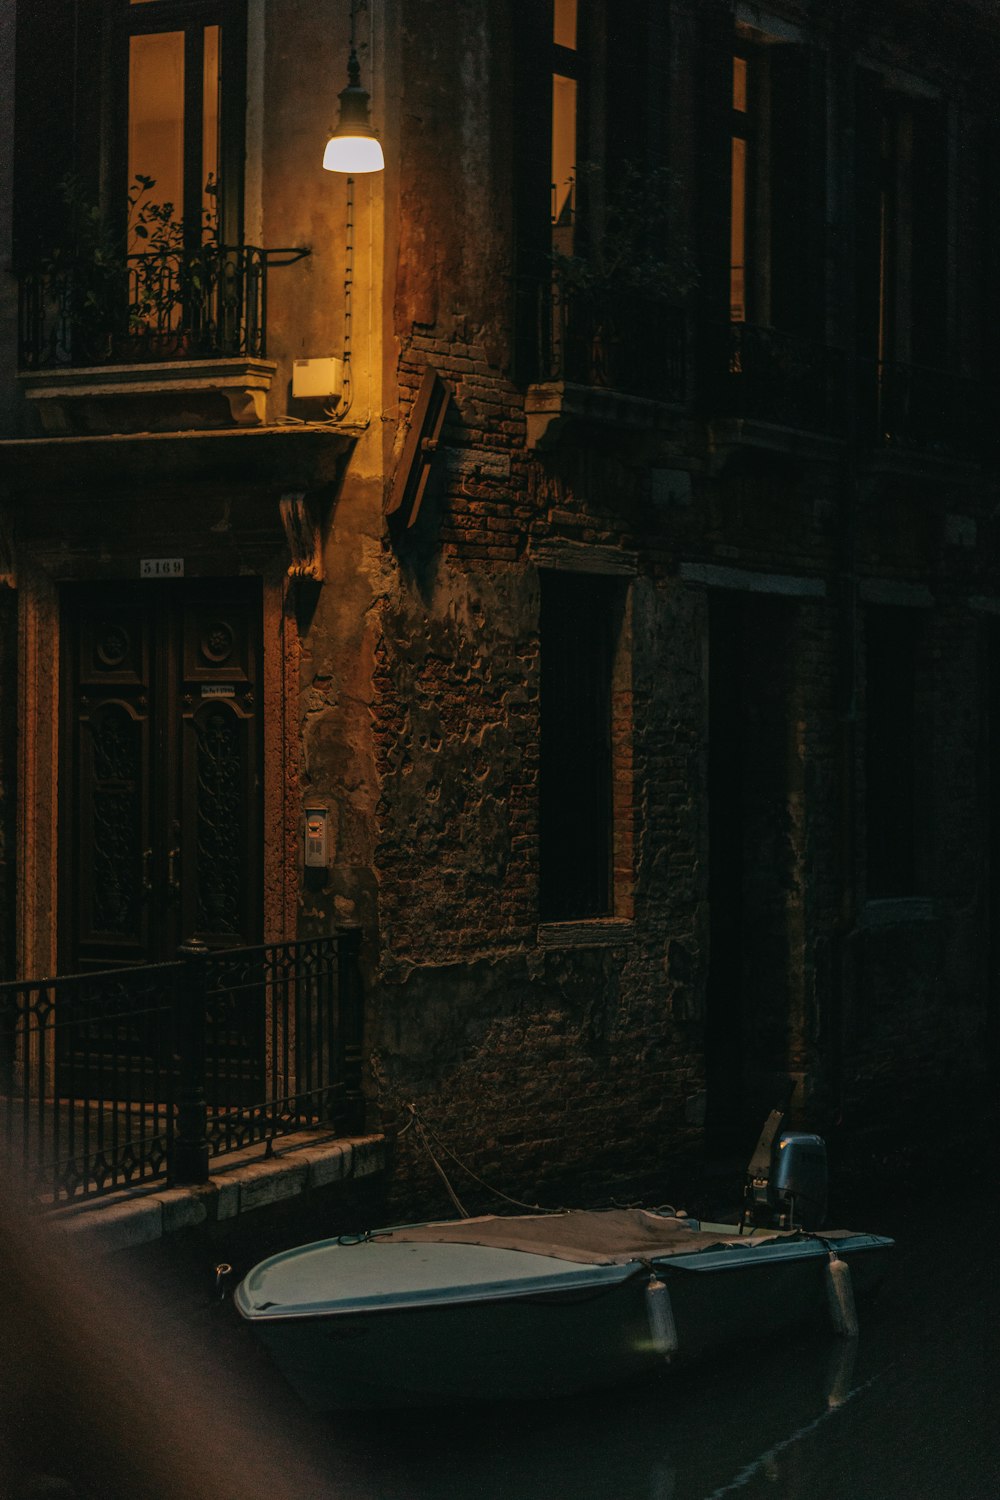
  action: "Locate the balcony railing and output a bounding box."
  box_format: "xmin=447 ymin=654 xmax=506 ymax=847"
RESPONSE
xmin=18 ymin=244 xmax=269 ymax=369
xmin=0 ymin=932 xmax=365 ymax=1202
xmin=517 ymin=276 xmax=687 ymax=404
xmin=864 ymin=359 xmax=986 ymax=459
xmin=706 ymin=322 xmax=846 ymax=436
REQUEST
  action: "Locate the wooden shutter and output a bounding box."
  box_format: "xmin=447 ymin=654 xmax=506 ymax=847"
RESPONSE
xmin=12 ymin=0 xmax=104 ymax=264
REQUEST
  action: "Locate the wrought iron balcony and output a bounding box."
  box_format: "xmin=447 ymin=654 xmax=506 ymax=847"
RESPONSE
xmin=705 ymin=322 xmax=846 ymax=436
xmin=516 ymin=276 xmax=687 ymax=405
xmin=18 ymin=244 xmax=269 ymax=369
xmin=864 ymin=359 xmax=985 ymax=459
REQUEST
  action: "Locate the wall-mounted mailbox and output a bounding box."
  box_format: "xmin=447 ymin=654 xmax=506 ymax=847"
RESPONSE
xmin=304 ymin=807 xmax=330 ymax=867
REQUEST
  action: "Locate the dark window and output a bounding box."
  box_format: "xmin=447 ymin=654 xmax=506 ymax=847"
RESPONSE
xmin=856 ymin=73 xmax=949 ymax=397
xmin=865 ymin=605 xmax=922 ymax=897
xmin=539 ymin=570 xmax=619 ymax=921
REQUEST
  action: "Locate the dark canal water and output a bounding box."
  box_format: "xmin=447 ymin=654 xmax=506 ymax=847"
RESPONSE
xmin=4 ymin=1165 xmax=1000 ymax=1500
xmin=307 ymin=1179 xmax=1000 ymax=1500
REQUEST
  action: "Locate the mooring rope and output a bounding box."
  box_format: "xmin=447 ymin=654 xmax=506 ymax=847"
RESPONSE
xmin=370 ymin=1054 xmax=564 ymax=1216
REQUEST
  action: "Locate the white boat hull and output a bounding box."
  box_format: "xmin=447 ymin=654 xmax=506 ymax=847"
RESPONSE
xmin=235 ymin=1213 xmax=894 ymax=1410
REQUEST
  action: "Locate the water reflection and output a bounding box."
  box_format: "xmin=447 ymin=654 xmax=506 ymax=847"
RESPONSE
xmin=328 ymin=1334 xmax=865 ymax=1500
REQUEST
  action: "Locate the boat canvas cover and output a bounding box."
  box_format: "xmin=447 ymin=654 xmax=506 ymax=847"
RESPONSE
xmin=378 ymin=1209 xmax=817 ymax=1265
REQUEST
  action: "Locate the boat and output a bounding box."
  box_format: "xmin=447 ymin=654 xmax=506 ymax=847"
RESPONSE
xmin=234 ymin=1119 xmax=894 ymax=1410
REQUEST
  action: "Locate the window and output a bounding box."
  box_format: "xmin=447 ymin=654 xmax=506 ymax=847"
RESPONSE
xmin=512 ymin=0 xmax=587 ymax=382
xmin=865 ymin=606 xmax=924 ymax=897
xmin=878 ymin=91 xmax=948 ymax=373
xmin=550 ymin=0 xmax=579 ymax=259
xmin=126 ymin=22 xmax=220 ymax=247
xmin=729 ymin=54 xmax=750 ymax=324
xmin=539 ymin=571 xmax=622 ymax=922
xmin=119 ymin=0 xmax=244 ymax=247
xmin=724 ymin=37 xmax=826 ymax=337
xmin=856 ymin=74 xmax=949 ymax=390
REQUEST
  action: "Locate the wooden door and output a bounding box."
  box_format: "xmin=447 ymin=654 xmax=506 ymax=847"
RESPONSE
xmin=59 ymin=579 xmax=263 ymax=973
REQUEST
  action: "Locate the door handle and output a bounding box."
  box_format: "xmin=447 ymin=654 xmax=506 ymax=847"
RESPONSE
xmin=142 ymin=848 xmax=153 ymax=893
xmin=168 ymin=847 xmax=181 ymax=893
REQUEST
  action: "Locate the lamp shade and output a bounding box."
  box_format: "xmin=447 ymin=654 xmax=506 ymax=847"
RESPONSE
xmin=323 ymin=49 xmax=385 ymax=173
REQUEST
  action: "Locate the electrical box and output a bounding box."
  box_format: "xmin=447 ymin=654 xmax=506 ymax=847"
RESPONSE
xmin=304 ymin=807 xmax=330 ymax=867
xmin=292 ymin=357 xmax=344 ymax=400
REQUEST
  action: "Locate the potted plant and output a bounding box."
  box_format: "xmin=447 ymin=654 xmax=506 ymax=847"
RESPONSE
xmin=549 ymin=162 xmax=698 ymax=393
xmin=32 ymin=174 xmax=221 ymax=366
xmin=126 ymin=174 xmax=222 ymax=359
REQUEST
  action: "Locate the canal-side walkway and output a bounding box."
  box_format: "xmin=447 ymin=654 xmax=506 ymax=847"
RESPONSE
xmin=44 ymin=1129 xmax=387 ymax=1256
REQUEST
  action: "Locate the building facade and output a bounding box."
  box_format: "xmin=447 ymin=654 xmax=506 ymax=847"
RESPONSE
xmin=1 ymin=0 xmax=998 ymax=1206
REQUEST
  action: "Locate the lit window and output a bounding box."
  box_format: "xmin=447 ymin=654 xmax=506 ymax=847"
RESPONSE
xmin=554 ymin=0 xmax=577 ymax=52
xmin=551 ymin=0 xmax=579 ymax=257
xmin=551 ymin=75 xmax=577 ymax=248
xmin=128 ymin=32 xmax=185 ymax=248
xmin=730 ymin=55 xmax=750 ymax=323
xmin=122 ymin=2 xmax=240 ymax=249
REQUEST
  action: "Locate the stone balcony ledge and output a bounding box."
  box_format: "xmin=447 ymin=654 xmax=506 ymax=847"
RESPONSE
xmin=525 ymin=380 xmax=676 ymax=450
xmin=18 ymin=356 xmax=279 ymax=436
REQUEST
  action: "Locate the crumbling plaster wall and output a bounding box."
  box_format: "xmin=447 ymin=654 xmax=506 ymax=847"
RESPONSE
xmin=362 ymin=371 xmax=712 ymax=1207
xmin=367 ymin=546 xmax=712 ymax=1209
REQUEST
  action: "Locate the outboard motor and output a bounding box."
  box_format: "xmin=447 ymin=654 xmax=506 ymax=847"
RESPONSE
xmin=769 ymin=1131 xmax=828 ymax=1229
xmin=741 ymin=1109 xmax=829 ymax=1232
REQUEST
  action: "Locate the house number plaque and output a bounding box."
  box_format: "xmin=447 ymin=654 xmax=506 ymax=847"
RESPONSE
xmin=140 ymin=558 xmax=185 ymax=577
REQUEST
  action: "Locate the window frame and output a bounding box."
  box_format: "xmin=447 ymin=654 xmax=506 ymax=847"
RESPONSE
xmin=112 ymin=0 xmax=247 ymax=248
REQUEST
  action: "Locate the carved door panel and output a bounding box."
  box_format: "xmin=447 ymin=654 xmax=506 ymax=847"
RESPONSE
xmin=59 ymin=580 xmax=263 ymax=973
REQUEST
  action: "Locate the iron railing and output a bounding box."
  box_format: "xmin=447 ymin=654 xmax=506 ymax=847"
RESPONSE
xmin=18 ymin=244 xmax=269 ymax=369
xmin=0 ymin=932 xmax=364 ymax=1203
xmin=703 ymin=327 xmax=987 ymax=459
xmin=516 ymin=276 xmax=687 ymax=404
xmin=707 ymin=322 xmax=846 ymax=435
xmin=864 ymin=359 xmax=986 ymax=459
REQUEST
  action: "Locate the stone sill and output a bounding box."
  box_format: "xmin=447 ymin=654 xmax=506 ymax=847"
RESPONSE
xmin=43 ymin=1130 xmax=385 ymax=1257
xmin=19 ymin=356 xmax=278 ymax=434
xmin=858 ymin=444 xmax=982 ymax=483
xmin=861 ymin=897 xmax=937 ymax=927
xmin=525 ymin=381 xmax=678 ymax=450
xmin=537 ymin=918 xmax=635 ymax=949
xmin=705 ymin=417 xmax=845 ymax=472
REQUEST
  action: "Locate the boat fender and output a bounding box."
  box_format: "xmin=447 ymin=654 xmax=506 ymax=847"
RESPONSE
xmin=645 ymin=1275 xmax=678 ymax=1359
xmin=825 ymin=1252 xmax=858 ymax=1339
